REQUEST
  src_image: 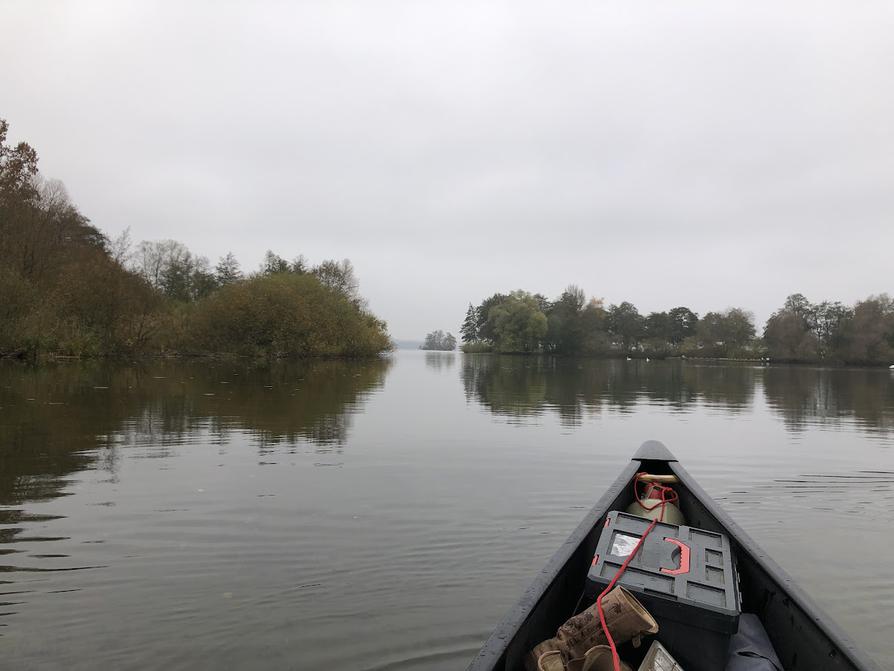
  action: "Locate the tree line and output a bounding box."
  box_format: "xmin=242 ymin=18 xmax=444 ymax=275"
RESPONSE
xmin=763 ymin=293 xmax=894 ymax=365
xmin=460 ymin=287 xmax=894 ymax=365
xmin=0 ymin=118 xmax=391 ymax=359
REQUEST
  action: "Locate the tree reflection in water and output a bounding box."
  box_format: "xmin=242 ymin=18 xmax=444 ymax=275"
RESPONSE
xmin=0 ymin=357 xmax=392 ymax=510
xmin=461 ymin=355 xmax=894 ymax=434
xmin=424 ymin=351 xmax=456 ymax=372
xmin=763 ymin=365 xmax=894 ymax=434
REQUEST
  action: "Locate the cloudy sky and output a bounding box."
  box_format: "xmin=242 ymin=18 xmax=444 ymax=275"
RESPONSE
xmin=3 ymin=1 xmax=893 ymax=339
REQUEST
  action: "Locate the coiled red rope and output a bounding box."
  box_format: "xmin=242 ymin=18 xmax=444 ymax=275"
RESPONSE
xmin=595 ymin=472 xmax=679 ymax=671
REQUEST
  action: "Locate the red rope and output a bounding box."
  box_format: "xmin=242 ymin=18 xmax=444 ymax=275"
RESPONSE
xmin=595 ymin=472 xmax=678 ymax=671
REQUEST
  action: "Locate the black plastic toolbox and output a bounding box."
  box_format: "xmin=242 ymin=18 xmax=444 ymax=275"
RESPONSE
xmin=585 ymin=511 xmax=740 ymax=671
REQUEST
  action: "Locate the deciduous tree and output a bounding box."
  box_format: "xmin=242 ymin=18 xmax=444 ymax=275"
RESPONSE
xmin=607 ymin=302 xmax=644 ymax=351
xmin=489 ymin=291 xmax=548 ymax=353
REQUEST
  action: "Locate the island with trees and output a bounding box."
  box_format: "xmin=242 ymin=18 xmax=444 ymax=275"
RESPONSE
xmin=0 ymin=119 xmax=392 ymax=360
xmin=420 ymin=330 xmax=457 ymax=351
xmin=461 ymin=288 xmax=894 ymax=366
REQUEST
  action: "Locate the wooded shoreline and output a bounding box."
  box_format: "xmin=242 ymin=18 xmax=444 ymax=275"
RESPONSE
xmin=0 ymin=119 xmax=392 ymax=361
xmin=459 ymin=289 xmax=894 ymax=367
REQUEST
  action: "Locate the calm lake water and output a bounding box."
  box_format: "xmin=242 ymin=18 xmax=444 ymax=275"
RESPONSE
xmin=1 ymin=352 xmax=893 ymax=670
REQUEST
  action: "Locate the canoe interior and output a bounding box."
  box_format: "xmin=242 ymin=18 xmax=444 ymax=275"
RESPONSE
xmin=468 ymin=442 xmax=880 ymax=671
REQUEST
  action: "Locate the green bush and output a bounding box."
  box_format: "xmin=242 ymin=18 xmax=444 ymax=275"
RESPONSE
xmin=186 ymin=273 xmax=391 ymax=357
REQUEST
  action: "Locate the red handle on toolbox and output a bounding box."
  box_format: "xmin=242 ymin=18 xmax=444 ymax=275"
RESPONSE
xmin=660 ymin=538 xmax=690 ymax=576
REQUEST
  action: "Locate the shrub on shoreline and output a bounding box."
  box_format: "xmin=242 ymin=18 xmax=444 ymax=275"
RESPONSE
xmin=185 ymin=273 xmax=391 ymax=358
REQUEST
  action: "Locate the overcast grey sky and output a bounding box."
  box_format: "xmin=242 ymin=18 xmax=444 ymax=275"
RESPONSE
xmin=2 ymin=1 xmax=893 ymax=339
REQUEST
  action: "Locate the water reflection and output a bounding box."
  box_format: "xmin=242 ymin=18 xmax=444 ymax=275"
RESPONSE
xmin=461 ymin=356 xmax=755 ymax=426
xmin=0 ymin=358 xmax=391 ymax=509
xmin=763 ymin=366 xmax=894 ymax=435
xmin=424 ymin=351 xmax=456 ymax=371
xmin=461 ymin=355 xmax=894 ymax=435
xmin=0 ymin=357 xmax=392 ymax=651
xmin=0 ymin=354 xmax=893 ymax=668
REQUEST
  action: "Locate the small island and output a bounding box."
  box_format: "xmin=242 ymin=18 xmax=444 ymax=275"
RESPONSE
xmin=420 ymin=330 xmax=456 ymax=351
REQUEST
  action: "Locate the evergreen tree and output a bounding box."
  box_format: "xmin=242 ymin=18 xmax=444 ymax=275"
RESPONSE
xmin=215 ymin=252 xmax=242 ymax=285
xmin=460 ymin=304 xmax=478 ymax=343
